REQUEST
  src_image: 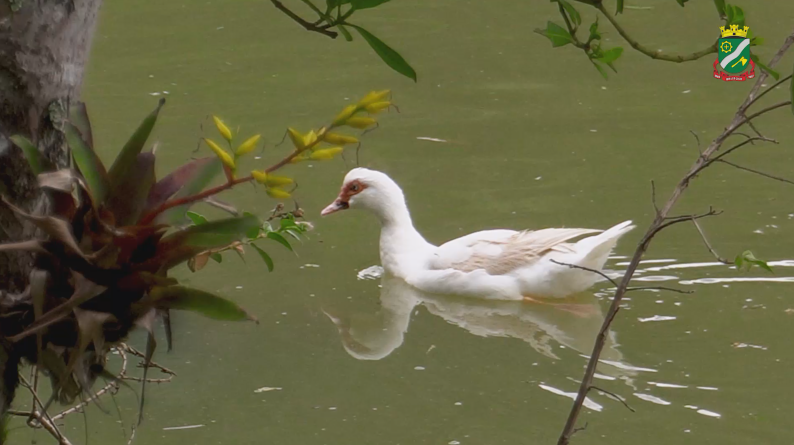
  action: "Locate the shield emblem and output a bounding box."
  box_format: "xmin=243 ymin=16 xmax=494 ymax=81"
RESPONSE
xmin=718 ymin=36 xmax=751 ymax=74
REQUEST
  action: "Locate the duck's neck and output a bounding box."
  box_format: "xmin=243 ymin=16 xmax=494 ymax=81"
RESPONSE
xmin=371 ymin=192 xmax=434 ymax=275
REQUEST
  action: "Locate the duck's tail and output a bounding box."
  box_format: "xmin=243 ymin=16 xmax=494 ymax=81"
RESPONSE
xmin=575 ymin=220 xmax=635 ymax=270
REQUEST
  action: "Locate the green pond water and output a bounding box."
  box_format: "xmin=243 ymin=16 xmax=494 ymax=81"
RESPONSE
xmin=10 ymin=0 xmax=794 ymax=444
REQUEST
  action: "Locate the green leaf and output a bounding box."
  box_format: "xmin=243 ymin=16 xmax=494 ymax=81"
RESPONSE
xmin=327 ymin=0 xmax=351 ymax=7
xmin=675 ymin=0 xmax=689 ymax=7
xmin=150 ymin=285 xmax=256 ymax=322
xmin=267 ymin=231 xmax=293 ymax=252
xmin=588 ymin=18 xmax=601 ymax=43
xmin=616 ymin=0 xmax=623 ymax=14
xmin=750 ymin=54 xmax=779 ymax=80
xmin=735 ymin=250 xmax=773 ymax=273
xmin=106 ymin=153 xmax=156 ymax=225
xmin=153 ymin=158 xmax=223 ymax=225
xmin=337 ymin=22 xmax=353 ymax=41
xmin=65 ymin=122 xmax=110 ymax=203
xmin=591 ymin=60 xmax=609 ymax=79
xmin=252 ymin=244 xmax=274 ymax=272
xmin=350 ymin=0 xmax=390 ymax=9
xmin=210 ymin=253 xmax=223 ymax=263
xmin=9 ymin=135 xmax=44 ymax=175
xmin=597 ymin=47 xmax=624 ymax=73
xmin=151 ymin=214 xmax=262 ymax=270
xmin=725 ymin=4 xmax=744 ymax=27
xmin=69 ymin=102 xmax=94 ymax=150
xmin=349 ymin=24 xmax=417 ymax=81
xmin=555 ymin=0 xmax=581 ymax=27
xmin=186 ymin=211 xmax=209 ymax=225
xmin=535 ymin=21 xmax=574 ymax=47
xmin=108 ymin=98 xmax=164 ymax=188
xmin=713 ymin=0 xmax=726 ymax=17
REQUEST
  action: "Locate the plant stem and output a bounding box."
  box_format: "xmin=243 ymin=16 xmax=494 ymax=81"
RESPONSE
xmin=595 ymin=3 xmax=717 ymax=62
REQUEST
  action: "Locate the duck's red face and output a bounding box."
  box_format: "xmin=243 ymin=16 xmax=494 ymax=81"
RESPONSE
xmin=321 ymin=179 xmax=367 ymax=216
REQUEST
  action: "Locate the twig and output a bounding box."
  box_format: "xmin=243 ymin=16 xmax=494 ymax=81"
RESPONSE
xmin=589 ymin=386 xmax=635 ymax=412
xmin=270 ymin=0 xmax=338 ymax=39
xmin=626 ymin=286 xmax=693 ymax=294
xmin=19 ymin=375 xmax=64 ymax=442
xmin=596 ymin=3 xmax=716 ymax=62
xmin=123 ymin=344 xmax=176 ymax=376
xmin=690 ymin=218 xmax=732 ymax=265
xmin=202 ymin=196 xmax=240 ymax=216
xmin=745 ymin=74 xmax=793 ymax=109
xmin=555 ymin=29 xmax=794 ymax=445
xmin=550 ymin=260 xmax=691 ymax=295
xmin=716 ymin=159 xmax=794 ymax=186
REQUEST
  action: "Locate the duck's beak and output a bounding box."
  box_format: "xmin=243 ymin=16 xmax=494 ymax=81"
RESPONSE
xmin=321 ymin=198 xmax=349 ymax=216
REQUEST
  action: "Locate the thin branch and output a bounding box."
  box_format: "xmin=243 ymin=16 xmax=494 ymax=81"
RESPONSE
xmin=746 ymin=74 xmax=793 ymax=109
xmin=689 ymin=219 xmax=730 ymax=265
xmin=709 ymin=136 xmax=776 ymax=163
xmin=589 ymin=386 xmax=635 ymax=412
xmin=550 ymin=259 xmax=618 ymax=287
xmin=626 ymin=286 xmax=693 ymax=294
xmin=202 ymin=196 xmax=240 ymax=216
xmin=596 ymin=3 xmax=717 ymax=62
xmin=739 ymin=101 xmax=792 ymax=129
xmin=715 ymin=159 xmax=794 ymax=186
xmin=270 ymin=0 xmax=338 ymax=38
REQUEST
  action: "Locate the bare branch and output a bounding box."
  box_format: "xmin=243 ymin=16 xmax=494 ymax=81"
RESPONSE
xmin=691 ymin=219 xmax=732 ymax=265
xmin=589 ymin=386 xmax=635 ymax=412
xmin=550 ymin=259 xmax=618 ymax=287
xmin=715 ymin=159 xmax=794 ymax=186
xmin=270 ymin=0 xmax=339 ymax=39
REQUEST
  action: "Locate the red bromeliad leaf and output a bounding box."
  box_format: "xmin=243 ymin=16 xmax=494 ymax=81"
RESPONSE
xmin=147 ymin=157 xmax=223 ymax=225
xmin=107 ymin=152 xmax=156 ymax=226
xmin=107 ymin=98 xmax=164 ymax=191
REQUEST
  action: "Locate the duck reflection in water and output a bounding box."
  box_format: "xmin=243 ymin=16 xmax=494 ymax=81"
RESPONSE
xmin=324 ymin=275 xmax=638 ymax=383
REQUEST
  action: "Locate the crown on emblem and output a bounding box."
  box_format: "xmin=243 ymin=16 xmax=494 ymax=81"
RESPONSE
xmin=719 ymin=24 xmax=749 ymax=38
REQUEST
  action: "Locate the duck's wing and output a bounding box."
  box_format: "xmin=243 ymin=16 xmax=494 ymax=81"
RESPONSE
xmin=430 ymin=228 xmax=602 ymax=275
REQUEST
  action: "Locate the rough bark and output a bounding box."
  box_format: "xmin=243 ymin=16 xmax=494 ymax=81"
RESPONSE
xmin=0 ymin=0 xmax=102 ymax=420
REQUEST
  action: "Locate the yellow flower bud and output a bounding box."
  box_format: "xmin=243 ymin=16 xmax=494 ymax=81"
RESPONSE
xmin=357 ymin=90 xmax=390 ymax=107
xmin=204 ymin=138 xmax=235 ymax=170
xmin=321 ymin=133 xmax=359 ymax=145
xmin=251 ymin=170 xmax=268 ymax=184
xmin=345 ymin=117 xmax=377 ymax=129
xmin=332 ymin=104 xmax=358 ymax=126
xmin=266 ymin=188 xmax=292 ymax=200
xmin=290 ymin=154 xmax=309 ymax=163
xmin=287 ymin=127 xmax=306 ymax=150
xmin=235 ymin=134 xmax=261 ymax=156
xmin=303 ymin=130 xmax=318 ymax=148
xmin=265 ymin=175 xmax=294 ymax=187
xmin=213 ymin=116 xmax=233 ymax=143
xmin=309 ymin=146 xmax=343 ymax=160
xmin=365 ymin=101 xmax=391 ymax=114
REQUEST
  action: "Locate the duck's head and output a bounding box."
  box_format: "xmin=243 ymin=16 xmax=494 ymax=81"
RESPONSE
xmin=321 ymin=168 xmax=404 ymax=217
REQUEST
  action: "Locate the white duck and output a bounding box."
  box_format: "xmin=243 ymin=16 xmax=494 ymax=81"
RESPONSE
xmin=321 ymin=168 xmax=634 ymax=301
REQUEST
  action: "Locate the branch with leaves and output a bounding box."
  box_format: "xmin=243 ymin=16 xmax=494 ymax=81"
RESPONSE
xmin=555 ymin=29 xmax=794 ymax=445
xmin=270 ymin=0 xmax=417 ymax=81
xmin=535 ymin=0 xmax=780 ymax=79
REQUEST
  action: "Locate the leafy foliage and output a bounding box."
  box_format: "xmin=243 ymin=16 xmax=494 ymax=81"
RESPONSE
xmin=0 ymin=90 xmax=394 ymax=427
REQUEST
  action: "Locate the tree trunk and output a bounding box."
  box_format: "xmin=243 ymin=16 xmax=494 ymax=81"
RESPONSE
xmin=0 ymin=0 xmax=101 ymax=420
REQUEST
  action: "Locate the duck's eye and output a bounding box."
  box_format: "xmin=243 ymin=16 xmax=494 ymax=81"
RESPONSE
xmin=350 ymin=183 xmax=360 ymax=192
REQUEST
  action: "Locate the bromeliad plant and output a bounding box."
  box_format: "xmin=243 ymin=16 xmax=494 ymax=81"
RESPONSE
xmin=0 ymin=89 xmax=394 ymax=430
